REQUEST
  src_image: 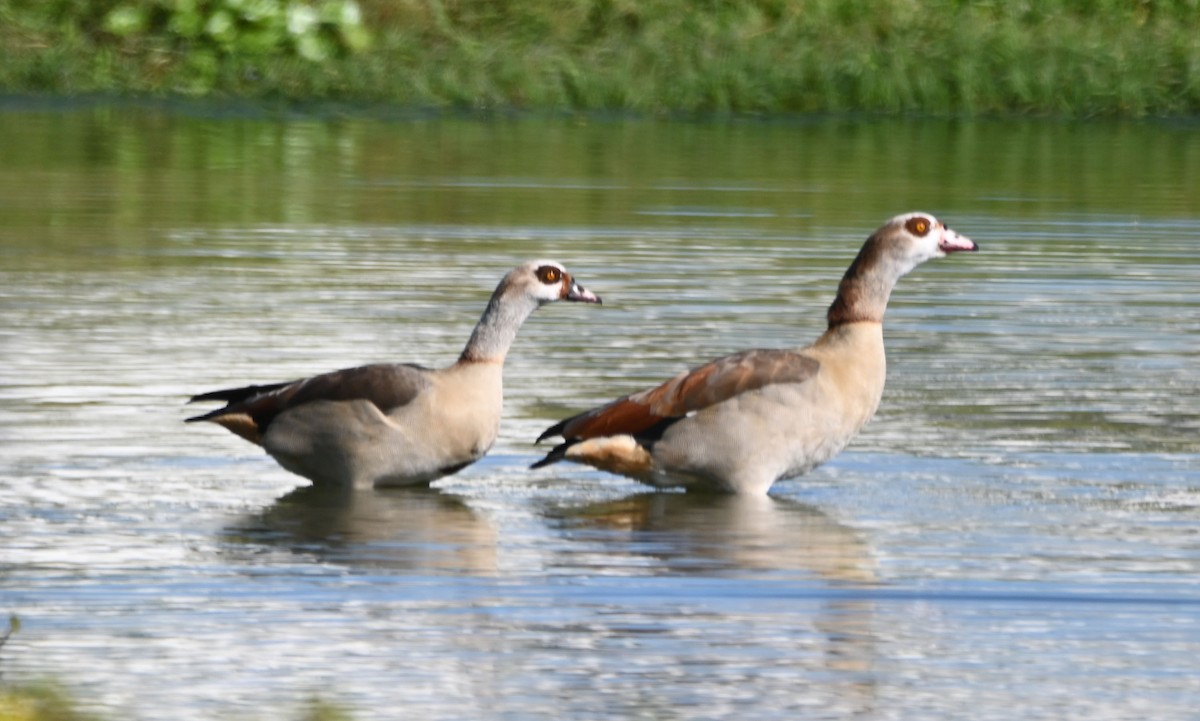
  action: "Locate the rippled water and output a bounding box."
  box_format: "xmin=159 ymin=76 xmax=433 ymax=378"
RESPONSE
xmin=1 ymin=104 xmax=1198 ymax=719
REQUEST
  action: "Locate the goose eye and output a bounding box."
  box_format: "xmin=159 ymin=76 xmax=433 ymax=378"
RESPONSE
xmin=905 ymin=217 xmax=931 ymax=236
xmin=536 ymin=266 xmax=562 ymax=284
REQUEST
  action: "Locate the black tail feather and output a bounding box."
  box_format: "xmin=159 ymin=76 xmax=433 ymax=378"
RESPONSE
xmin=185 ymin=380 xmax=295 ymax=424
xmin=535 ymin=417 xmax=572 ymax=444
xmin=187 ymin=381 xmax=293 ymax=406
xmin=184 ymin=407 xmax=225 ymax=423
xmin=530 ymin=440 xmax=576 ymax=469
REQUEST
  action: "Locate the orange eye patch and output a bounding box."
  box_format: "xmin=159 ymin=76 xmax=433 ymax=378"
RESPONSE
xmin=536 ymin=266 xmax=562 ymax=284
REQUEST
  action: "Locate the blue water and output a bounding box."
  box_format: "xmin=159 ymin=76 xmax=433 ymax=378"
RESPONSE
xmin=1 ymin=105 xmax=1198 ymax=719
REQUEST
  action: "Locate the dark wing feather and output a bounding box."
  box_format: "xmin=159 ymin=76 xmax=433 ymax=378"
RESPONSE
xmin=186 ymin=363 xmax=432 ymax=435
xmin=538 ymin=349 xmax=820 ymax=443
xmin=189 ymin=381 xmax=294 ymax=405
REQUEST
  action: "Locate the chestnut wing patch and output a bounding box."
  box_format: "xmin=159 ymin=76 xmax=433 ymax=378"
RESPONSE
xmin=187 ymin=363 xmax=432 ymax=439
xmin=538 ymin=349 xmax=820 ymax=443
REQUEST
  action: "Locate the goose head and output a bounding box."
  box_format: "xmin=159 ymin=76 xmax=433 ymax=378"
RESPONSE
xmin=876 ymin=212 xmax=978 ymax=276
xmin=508 ymin=259 xmax=602 ymax=306
xmin=826 ymin=212 xmax=978 ymax=327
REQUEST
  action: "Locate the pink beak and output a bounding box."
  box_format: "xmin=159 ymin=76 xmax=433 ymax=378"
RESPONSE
xmin=940 ymin=226 xmax=978 ymax=253
xmin=567 ymin=281 xmax=602 ymax=304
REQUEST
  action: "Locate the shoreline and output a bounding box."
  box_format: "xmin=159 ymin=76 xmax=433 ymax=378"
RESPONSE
xmin=2 ymin=1 xmax=1199 ymax=118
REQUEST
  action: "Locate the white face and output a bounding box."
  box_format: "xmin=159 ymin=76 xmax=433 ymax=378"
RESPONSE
xmin=519 ymin=260 xmax=601 ymax=305
xmin=893 ymin=212 xmax=977 ymax=264
xmin=528 ymin=260 xmax=570 ymax=303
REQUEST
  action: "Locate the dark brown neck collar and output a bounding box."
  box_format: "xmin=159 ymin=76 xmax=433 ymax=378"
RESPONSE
xmin=825 ymin=236 xmax=893 ymax=329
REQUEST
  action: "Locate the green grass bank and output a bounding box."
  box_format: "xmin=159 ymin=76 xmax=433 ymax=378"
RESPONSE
xmin=2 ymin=0 xmax=1199 ymax=116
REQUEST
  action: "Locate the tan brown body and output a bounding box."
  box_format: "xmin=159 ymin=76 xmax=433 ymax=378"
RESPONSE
xmin=535 ymin=213 xmax=977 ymax=494
xmin=188 ymin=260 xmax=600 ymax=489
xmin=258 ymin=360 xmax=505 ymax=488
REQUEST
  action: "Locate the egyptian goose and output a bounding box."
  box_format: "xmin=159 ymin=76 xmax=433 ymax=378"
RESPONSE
xmin=188 ymin=260 xmax=600 ymax=489
xmin=533 ymin=212 xmax=977 ymax=494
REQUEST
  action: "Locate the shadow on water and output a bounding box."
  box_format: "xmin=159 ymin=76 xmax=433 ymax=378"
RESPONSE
xmin=224 ymin=484 xmax=498 ymax=574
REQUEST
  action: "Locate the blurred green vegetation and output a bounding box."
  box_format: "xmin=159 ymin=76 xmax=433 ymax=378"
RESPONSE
xmin=0 ymin=683 xmax=102 ymax=721
xmin=0 ymin=611 xmax=355 ymax=719
xmin=0 ymin=684 xmax=355 ymax=721
xmin=0 ymin=0 xmax=1198 ymax=114
xmin=0 ymin=616 xmax=354 ymax=720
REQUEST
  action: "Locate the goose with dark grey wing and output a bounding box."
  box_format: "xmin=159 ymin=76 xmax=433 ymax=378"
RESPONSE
xmin=533 ymin=213 xmax=977 ymax=494
xmin=188 ymin=260 xmax=600 ymax=489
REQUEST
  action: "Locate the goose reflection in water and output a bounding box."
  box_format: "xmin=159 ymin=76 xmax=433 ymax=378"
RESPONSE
xmin=226 ymin=485 xmax=498 ymax=574
xmin=546 ymin=492 xmax=880 ymax=705
xmin=546 ymin=492 xmax=877 ymax=584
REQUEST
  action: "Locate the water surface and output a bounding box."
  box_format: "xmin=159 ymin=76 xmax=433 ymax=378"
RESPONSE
xmin=1 ymin=104 xmax=1198 ymax=719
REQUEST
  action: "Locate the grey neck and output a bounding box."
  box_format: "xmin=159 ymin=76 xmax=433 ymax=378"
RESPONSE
xmin=459 ymin=289 xmax=539 ymax=363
